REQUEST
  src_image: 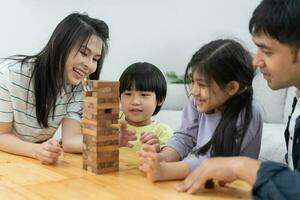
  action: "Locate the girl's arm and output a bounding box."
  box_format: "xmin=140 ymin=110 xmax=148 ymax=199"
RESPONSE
xmin=139 ymin=150 xmax=190 ymax=181
xmin=0 ymin=122 xmax=62 ymax=164
xmin=160 ymin=146 xmax=181 ymax=162
xmin=61 ymin=118 xmax=83 ymax=153
xmin=164 ymin=96 xmax=199 ymax=159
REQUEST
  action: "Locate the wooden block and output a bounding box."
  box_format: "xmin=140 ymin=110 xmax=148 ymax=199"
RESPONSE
xmin=92 ymin=81 xmax=120 ymax=88
xmin=97 ymin=103 xmax=119 ymax=109
xmin=97 ymin=145 xmax=119 ymax=152
xmin=83 ymin=91 xmax=93 ymax=97
xmin=84 ymin=155 xmax=118 ymax=165
xmin=96 ymin=135 xmax=119 ymax=142
xmin=82 ymin=80 xmax=120 ymax=174
xmin=88 ymin=165 xmax=119 ymax=174
xmin=83 ymin=80 xmax=119 ymax=90
xmin=92 ymin=92 xmax=119 ymax=98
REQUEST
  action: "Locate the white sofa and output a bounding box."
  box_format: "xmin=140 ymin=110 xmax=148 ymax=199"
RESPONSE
xmin=154 ymin=71 xmax=296 ymax=163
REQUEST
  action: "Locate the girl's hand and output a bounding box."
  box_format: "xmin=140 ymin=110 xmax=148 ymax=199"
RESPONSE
xmin=33 ymin=138 xmax=62 ymax=165
xmin=119 ymin=120 xmax=137 ymax=147
xmin=142 ymin=142 xmax=161 ymax=154
xmin=140 ymin=132 xmax=159 ymax=145
xmin=138 ymin=150 xmax=165 ymax=182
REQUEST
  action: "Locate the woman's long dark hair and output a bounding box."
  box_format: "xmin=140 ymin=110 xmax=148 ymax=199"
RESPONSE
xmin=8 ymin=13 xmax=109 ymax=128
xmin=185 ymin=39 xmax=254 ymax=157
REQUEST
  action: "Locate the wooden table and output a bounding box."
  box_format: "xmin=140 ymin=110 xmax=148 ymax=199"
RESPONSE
xmin=0 ymin=148 xmax=251 ymax=199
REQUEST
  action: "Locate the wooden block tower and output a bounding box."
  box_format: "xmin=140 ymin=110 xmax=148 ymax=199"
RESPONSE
xmin=82 ymin=80 xmax=120 ymax=174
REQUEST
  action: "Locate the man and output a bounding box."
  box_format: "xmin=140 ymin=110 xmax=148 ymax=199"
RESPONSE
xmin=176 ymin=0 xmax=300 ymax=199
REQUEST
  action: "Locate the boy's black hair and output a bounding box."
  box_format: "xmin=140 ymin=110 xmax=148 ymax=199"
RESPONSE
xmin=185 ymin=39 xmax=254 ymax=157
xmin=249 ymin=0 xmax=300 ymax=60
xmin=119 ymin=62 xmax=167 ymax=116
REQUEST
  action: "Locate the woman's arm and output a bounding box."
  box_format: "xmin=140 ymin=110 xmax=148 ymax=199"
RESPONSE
xmin=0 ymin=122 xmax=38 ymax=158
xmin=61 ymin=118 xmax=83 ymax=153
xmin=0 ymin=122 xmax=62 ymax=164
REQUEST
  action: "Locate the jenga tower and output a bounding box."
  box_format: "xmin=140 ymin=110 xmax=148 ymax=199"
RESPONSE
xmin=82 ymin=80 xmax=120 ymax=174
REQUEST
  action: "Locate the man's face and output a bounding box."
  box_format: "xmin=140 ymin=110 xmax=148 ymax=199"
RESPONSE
xmin=252 ymin=33 xmax=300 ymax=90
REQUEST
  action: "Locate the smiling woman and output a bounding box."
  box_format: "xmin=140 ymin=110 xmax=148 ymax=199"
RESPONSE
xmin=65 ymin=35 xmax=103 ymax=85
xmin=0 ymin=13 xmax=109 ymax=165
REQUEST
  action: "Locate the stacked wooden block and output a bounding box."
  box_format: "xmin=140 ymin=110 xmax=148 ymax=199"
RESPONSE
xmin=82 ymin=80 xmax=120 ymax=174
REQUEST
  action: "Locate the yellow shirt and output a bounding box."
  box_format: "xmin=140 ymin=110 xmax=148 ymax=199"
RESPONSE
xmin=120 ymin=112 xmax=173 ymax=151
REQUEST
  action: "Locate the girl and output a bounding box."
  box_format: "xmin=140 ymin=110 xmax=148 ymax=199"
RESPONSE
xmin=0 ymin=13 xmax=109 ymax=164
xmin=139 ymin=39 xmax=263 ymax=181
xmin=118 ymin=62 xmax=173 ymax=151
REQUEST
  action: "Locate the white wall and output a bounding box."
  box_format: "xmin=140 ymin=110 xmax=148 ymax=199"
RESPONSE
xmin=0 ymin=0 xmax=261 ymax=80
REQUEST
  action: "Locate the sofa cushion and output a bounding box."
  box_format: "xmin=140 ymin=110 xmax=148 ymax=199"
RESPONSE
xmin=253 ymin=72 xmax=287 ymax=123
xmin=161 ymin=84 xmax=188 ymax=110
xmin=259 ymin=123 xmax=286 ymax=163
xmin=154 ymin=110 xmax=182 ymax=131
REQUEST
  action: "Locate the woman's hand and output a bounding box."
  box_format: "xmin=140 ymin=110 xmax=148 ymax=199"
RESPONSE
xmin=33 ymin=138 xmax=62 ymax=165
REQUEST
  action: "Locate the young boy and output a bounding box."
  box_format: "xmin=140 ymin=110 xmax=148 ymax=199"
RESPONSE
xmin=176 ymin=0 xmax=300 ymax=198
xmin=118 ymin=62 xmax=173 ymax=151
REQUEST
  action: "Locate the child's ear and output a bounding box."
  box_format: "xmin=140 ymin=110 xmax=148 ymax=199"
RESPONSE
xmin=157 ymin=99 xmax=165 ymax=106
xmin=226 ymin=81 xmax=240 ymax=96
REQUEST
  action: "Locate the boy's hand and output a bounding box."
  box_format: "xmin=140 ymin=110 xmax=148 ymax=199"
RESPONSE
xmin=119 ymin=120 xmax=137 ymax=147
xmin=140 ymin=132 xmax=159 ymax=145
xmin=34 ymin=138 xmax=62 ymax=165
xmin=140 ymin=132 xmax=160 ymax=150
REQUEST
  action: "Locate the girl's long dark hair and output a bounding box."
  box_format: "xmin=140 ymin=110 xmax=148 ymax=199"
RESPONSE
xmin=185 ymin=39 xmax=254 ymax=157
xmin=7 ymin=13 xmax=109 ymax=128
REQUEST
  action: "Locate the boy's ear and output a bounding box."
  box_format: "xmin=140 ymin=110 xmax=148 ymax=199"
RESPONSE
xmin=296 ymin=48 xmax=300 ymax=63
xmin=157 ymin=99 xmax=165 ymax=106
xmin=226 ymin=81 xmax=240 ymax=96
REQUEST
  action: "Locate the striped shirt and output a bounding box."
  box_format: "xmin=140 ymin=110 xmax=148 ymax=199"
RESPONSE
xmin=0 ymin=59 xmax=83 ymax=143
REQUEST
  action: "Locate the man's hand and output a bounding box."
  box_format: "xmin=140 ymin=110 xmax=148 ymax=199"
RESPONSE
xmin=175 ymin=157 xmax=260 ymax=194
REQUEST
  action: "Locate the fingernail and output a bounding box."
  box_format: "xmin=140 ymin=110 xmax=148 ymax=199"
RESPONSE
xmin=175 ymin=183 xmax=184 ymax=190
